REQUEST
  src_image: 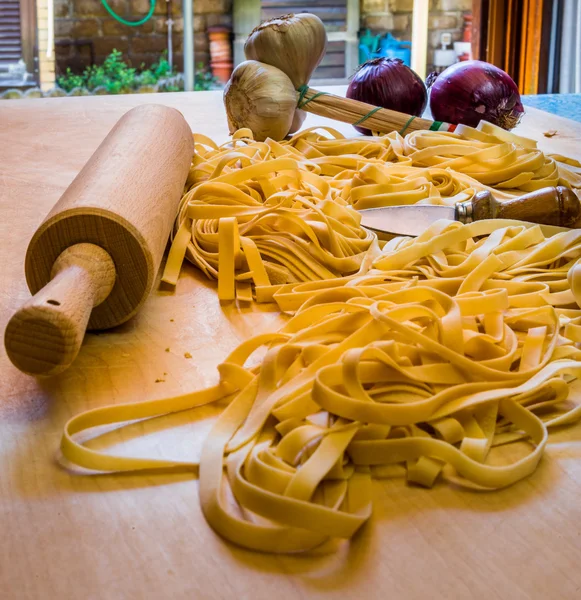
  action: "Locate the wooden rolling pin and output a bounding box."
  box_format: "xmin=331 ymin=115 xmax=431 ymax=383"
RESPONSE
xmin=5 ymin=104 xmax=195 ymax=376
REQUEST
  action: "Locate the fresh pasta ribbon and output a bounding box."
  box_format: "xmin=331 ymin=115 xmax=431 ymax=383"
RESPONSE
xmin=62 ymin=218 xmax=581 ymax=554
xmin=163 ymin=126 xmax=581 ymax=302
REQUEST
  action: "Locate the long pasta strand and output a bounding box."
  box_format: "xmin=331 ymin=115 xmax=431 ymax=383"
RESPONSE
xmin=62 ymin=217 xmax=581 ymax=554
xmin=163 ymin=126 xmax=581 ymax=301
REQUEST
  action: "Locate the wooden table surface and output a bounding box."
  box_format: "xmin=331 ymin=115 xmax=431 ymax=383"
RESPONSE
xmin=2 ymin=91 xmax=581 ymax=600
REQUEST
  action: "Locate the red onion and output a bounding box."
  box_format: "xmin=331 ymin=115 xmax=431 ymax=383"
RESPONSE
xmin=429 ymin=60 xmax=524 ymax=130
xmin=347 ymin=58 xmax=427 ymax=135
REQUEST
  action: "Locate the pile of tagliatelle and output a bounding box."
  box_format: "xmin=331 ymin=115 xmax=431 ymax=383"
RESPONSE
xmin=161 ymin=124 xmax=581 ymax=297
xmin=60 ymin=126 xmax=581 ymax=554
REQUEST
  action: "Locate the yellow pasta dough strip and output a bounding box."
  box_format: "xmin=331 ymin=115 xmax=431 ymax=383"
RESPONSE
xmin=161 ymin=218 xmax=192 ymax=286
xmin=169 ymin=127 xmax=581 ymax=302
xmin=58 ymin=130 xmax=581 ymax=557
xmin=218 ymin=217 xmax=239 ymax=301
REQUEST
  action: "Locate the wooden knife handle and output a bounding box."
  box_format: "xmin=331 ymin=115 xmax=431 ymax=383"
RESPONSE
xmin=468 ymin=186 xmax=580 ymax=227
xmin=5 ymin=243 xmax=116 ymax=376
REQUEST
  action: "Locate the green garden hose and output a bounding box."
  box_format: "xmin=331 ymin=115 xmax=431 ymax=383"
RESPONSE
xmin=101 ymin=0 xmax=155 ymax=27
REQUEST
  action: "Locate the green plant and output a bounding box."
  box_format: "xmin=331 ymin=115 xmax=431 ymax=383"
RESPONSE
xmin=87 ymin=50 xmax=137 ymax=93
xmin=56 ymin=51 xmax=222 ymax=95
xmin=158 ymin=78 xmax=183 ymax=93
xmin=57 ymin=50 xmax=176 ymax=94
xmin=194 ymin=63 xmax=219 ymax=91
xmin=137 ymin=68 xmax=157 ymax=87
xmin=152 ymin=55 xmax=173 ymax=79
xmin=56 ymin=69 xmax=85 ymax=93
xmin=137 ymin=54 xmax=174 ymax=87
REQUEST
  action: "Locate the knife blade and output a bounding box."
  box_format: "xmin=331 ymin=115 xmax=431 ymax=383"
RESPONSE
xmin=359 ymin=186 xmax=580 ymax=237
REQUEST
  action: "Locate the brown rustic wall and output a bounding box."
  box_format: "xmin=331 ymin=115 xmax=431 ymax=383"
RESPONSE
xmin=360 ymin=0 xmax=472 ymax=72
xmin=53 ymin=0 xmax=232 ymax=75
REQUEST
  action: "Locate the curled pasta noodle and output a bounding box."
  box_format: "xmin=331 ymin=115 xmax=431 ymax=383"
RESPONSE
xmin=163 ymin=129 xmax=379 ymax=298
xmin=62 ymin=218 xmax=581 ymax=554
xmin=398 ymin=125 xmax=581 ymax=192
xmin=163 ymin=127 xmax=581 ymax=300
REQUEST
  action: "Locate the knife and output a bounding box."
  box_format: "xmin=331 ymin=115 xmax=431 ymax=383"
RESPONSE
xmin=359 ymin=186 xmax=580 ymax=237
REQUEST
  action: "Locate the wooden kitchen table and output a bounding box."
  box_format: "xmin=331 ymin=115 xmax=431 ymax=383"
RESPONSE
xmin=2 ymin=91 xmax=581 ymax=600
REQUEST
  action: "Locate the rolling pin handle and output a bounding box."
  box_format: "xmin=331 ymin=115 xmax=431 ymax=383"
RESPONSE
xmin=5 ymin=243 xmax=116 ymax=376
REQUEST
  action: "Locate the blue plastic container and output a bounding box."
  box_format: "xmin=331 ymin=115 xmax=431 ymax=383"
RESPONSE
xmin=379 ymin=33 xmax=411 ymax=66
xmin=359 ymin=31 xmax=412 ymax=67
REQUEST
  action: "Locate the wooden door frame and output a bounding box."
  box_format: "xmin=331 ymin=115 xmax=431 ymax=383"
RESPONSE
xmin=19 ymin=0 xmax=38 ymax=81
xmin=471 ymin=0 xmax=484 ymax=60
xmin=471 ymin=0 xmax=551 ymax=93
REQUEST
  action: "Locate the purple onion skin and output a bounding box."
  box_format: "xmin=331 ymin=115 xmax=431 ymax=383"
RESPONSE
xmin=429 ymin=60 xmax=524 ymax=130
xmin=347 ymin=58 xmax=427 ymax=135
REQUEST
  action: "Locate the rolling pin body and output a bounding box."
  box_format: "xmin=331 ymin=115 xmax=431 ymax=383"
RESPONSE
xmin=5 ymin=104 xmax=195 ymax=376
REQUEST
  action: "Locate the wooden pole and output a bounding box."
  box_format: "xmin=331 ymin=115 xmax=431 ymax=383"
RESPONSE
xmin=411 ymin=0 xmax=429 ymax=79
xmin=183 ymin=0 xmax=194 ymax=91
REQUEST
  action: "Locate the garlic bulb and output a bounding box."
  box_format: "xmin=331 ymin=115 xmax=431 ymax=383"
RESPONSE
xmin=244 ymin=13 xmax=327 ymax=89
xmin=224 ymin=60 xmax=297 ymax=142
xmin=288 ymin=108 xmax=306 ymax=134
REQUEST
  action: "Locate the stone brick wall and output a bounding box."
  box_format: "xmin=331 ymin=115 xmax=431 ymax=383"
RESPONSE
xmin=360 ymin=0 xmax=472 ymax=72
xmin=53 ymin=0 xmax=232 ymax=75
